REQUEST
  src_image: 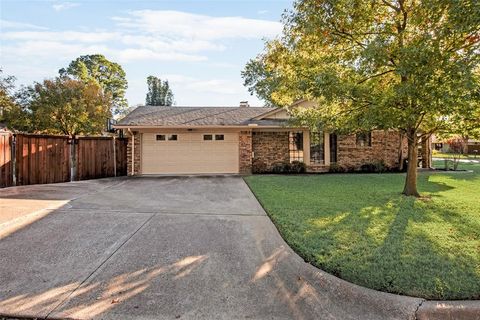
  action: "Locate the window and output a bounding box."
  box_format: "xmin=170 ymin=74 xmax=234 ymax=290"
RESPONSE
xmin=157 ymin=134 xmax=177 ymax=141
xmin=330 ymin=133 xmax=338 ymax=163
xmin=289 ymin=131 xmax=304 ymax=162
xmin=356 ymin=132 xmax=372 ymax=147
xmin=310 ymin=130 xmax=324 ymax=164
xmin=204 ymin=134 xmax=224 ymax=141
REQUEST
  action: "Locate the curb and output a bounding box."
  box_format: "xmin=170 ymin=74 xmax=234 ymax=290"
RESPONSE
xmin=416 ymin=301 xmax=480 ymax=320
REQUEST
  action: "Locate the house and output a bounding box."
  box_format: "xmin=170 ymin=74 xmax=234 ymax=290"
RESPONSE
xmin=115 ymin=100 xmax=418 ymax=175
xmin=432 ymin=135 xmax=480 ymax=155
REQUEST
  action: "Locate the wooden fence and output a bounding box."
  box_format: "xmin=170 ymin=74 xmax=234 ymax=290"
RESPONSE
xmin=0 ymin=132 xmax=13 ymax=188
xmin=16 ymin=134 xmax=71 ymax=186
xmin=76 ymin=137 xmax=128 ymax=180
xmin=0 ymin=133 xmax=128 ymax=188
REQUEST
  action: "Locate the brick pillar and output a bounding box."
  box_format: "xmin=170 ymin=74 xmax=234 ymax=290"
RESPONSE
xmin=127 ymin=132 xmax=141 ymax=175
xmin=239 ymin=130 xmax=252 ymax=174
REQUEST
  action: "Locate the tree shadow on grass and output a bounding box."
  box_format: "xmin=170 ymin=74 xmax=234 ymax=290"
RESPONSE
xmin=264 ymin=174 xmax=480 ymax=300
xmin=296 ymin=197 xmax=480 ymax=300
xmin=249 ymin=168 xmax=480 ymax=299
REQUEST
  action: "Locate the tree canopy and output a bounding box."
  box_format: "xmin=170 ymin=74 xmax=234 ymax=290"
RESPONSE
xmin=243 ymin=0 xmax=480 ymax=196
xmin=59 ymin=54 xmax=128 ymax=116
xmin=0 ymin=69 xmax=16 ymax=123
xmin=145 ymin=76 xmax=174 ymax=106
xmin=4 ymin=77 xmax=111 ymax=136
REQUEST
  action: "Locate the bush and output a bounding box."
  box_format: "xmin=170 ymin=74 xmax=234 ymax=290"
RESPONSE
xmin=329 ymin=163 xmax=346 ymax=173
xmin=269 ymin=161 xmax=306 ymax=174
xmin=252 ymin=160 xmax=267 ymax=174
xmin=289 ymin=161 xmax=306 ymax=173
xmin=360 ymin=160 xmax=387 ymax=173
xmin=271 ymin=162 xmax=288 ymax=174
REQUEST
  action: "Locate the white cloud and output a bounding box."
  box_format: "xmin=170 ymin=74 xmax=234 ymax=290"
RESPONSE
xmin=52 ymin=2 xmax=80 ymax=12
xmin=120 ymin=35 xmax=225 ymax=53
xmin=1 ymin=11 xmax=280 ymax=66
xmin=1 ymin=31 xmax=119 ymax=43
xmin=112 ymin=10 xmax=282 ymax=40
xmin=1 ymin=40 xmax=110 ymax=59
xmin=116 ymin=49 xmax=207 ymax=63
xmin=257 ymin=10 xmax=269 ymax=15
xmin=163 ymin=74 xmax=244 ymax=95
xmin=0 ymin=19 xmax=48 ymax=30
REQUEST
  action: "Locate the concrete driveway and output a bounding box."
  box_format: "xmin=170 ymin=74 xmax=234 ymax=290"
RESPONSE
xmin=0 ymin=176 xmax=422 ymax=320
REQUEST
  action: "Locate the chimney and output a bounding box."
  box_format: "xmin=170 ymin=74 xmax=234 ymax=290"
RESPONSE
xmin=239 ymin=101 xmax=249 ymax=108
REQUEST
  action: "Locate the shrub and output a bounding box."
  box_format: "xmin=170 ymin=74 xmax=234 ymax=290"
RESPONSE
xmin=360 ymin=160 xmax=387 ymax=173
xmin=329 ymin=163 xmax=345 ymax=173
xmin=269 ymin=161 xmax=306 ymax=174
xmin=360 ymin=163 xmax=376 ymax=172
xmin=252 ymin=160 xmax=267 ymax=174
xmin=289 ymin=161 xmax=306 ymax=173
xmin=271 ymin=162 xmax=288 ymax=174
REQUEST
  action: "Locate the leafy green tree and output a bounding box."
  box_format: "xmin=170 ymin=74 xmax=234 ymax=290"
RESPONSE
xmin=4 ymin=77 xmax=111 ymax=135
xmin=0 ymin=69 xmax=16 ymax=123
xmin=243 ymin=0 xmax=480 ymax=196
xmin=145 ymin=76 xmax=174 ymax=106
xmin=59 ymin=54 xmax=128 ymax=116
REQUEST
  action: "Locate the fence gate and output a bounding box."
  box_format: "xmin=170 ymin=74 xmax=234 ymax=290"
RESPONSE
xmin=0 ymin=134 xmax=128 ymax=188
xmin=15 ymin=134 xmax=71 ymax=186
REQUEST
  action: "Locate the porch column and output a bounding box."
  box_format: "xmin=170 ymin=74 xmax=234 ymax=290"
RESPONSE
xmin=303 ymin=129 xmax=310 ymax=166
xmin=324 ymin=132 xmax=331 ymax=166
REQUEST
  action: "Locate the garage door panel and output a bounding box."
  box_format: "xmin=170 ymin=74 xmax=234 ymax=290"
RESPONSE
xmin=142 ymin=132 xmax=239 ymax=174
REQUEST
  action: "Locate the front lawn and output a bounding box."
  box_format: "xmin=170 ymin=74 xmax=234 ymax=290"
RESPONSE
xmin=432 ymin=151 xmax=479 ymax=159
xmin=244 ymin=163 xmax=480 ymax=300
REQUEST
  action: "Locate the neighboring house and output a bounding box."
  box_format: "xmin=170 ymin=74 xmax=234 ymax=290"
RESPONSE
xmin=432 ymin=136 xmax=480 ymax=155
xmin=115 ymin=100 xmax=424 ymax=175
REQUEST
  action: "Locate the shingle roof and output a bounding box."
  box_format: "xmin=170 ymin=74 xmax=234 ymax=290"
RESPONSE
xmin=116 ymin=106 xmax=280 ymax=127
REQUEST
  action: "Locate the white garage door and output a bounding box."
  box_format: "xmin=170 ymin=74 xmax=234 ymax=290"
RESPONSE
xmin=142 ymin=132 xmax=239 ymax=174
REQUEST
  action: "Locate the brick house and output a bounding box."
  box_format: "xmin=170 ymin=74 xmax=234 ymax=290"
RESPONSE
xmin=115 ymin=100 xmax=426 ymax=175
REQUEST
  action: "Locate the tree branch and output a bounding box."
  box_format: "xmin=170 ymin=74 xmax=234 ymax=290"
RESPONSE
xmin=382 ymin=0 xmax=400 ymax=12
xmin=357 ymin=69 xmax=396 ymax=84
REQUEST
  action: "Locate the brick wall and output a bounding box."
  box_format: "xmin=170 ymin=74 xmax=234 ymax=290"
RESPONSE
xmin=239 ymin=131 xmax=253 ymax=174
xmin=336 ymin=130 xmax=407 ymax=170
xmin=252 ymin=131 xmax=290 ymax=173
xmin=127 ymin=132 xmax=141 ymax=175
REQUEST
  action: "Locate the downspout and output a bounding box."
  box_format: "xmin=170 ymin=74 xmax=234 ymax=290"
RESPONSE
xmin=127 ymin=128 xmax=134 ymax=175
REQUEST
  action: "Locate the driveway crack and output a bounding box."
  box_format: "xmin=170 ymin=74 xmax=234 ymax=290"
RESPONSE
xmin=414 ymin=299 xmax=426 ymax=320
xmin=45 ymin=212 xmax=156 ymax=319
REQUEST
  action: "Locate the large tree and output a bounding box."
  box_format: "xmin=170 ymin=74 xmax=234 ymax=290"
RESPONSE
xmin=4 ymin=77 xmax=111 ymax=136
xmin=0 ymin=69 xmax=16 ymax=122
xmin=243 ymin=0 xmax=480 ymax=196
xmin=59 ymin=54 xmax=128 ymax=116
xmin=145 ymin=76 xmax=174 ymax=106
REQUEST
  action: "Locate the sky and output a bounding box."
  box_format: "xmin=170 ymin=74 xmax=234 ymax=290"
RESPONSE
xmin=0 ymin=0 xmax=292 ymax=107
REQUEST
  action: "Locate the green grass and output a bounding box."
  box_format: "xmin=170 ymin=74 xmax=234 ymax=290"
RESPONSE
xmin=432 ymin=151 xmax=479 ymax=159
xmin=244 ymin=162 xmax=480 ymax=300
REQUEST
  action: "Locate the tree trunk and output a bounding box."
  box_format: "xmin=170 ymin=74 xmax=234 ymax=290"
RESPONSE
xmin=462 ymin=136 xmax=469 ymax=155
xmin=403 ymin=132 xmax=420 ymax=197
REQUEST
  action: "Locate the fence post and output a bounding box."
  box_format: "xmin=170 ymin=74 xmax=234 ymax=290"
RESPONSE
xmin=11 ymin=134 xmax=16 ymax=186
xmin=69 ymin=136 xmax=77 ymax=182
xmin=113 ymin=136 xmax=117 ymax=177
